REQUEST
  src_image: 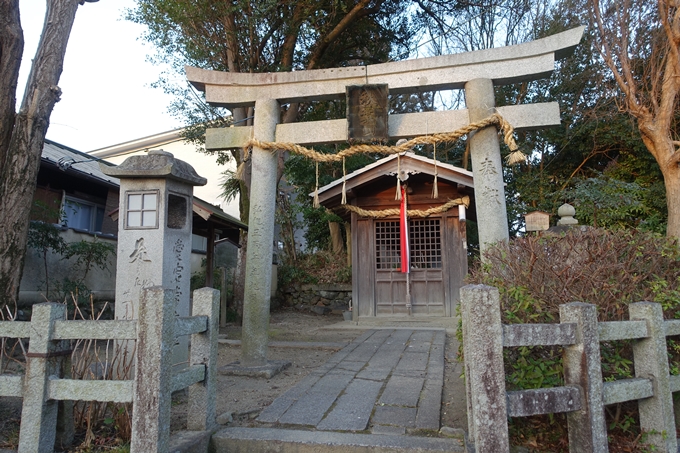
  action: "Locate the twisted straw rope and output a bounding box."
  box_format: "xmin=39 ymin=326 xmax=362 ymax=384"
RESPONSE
xmin=239 ymin=113 xmax=520 ymax=219
xmin=344 ymin=196 xmax=470 ymax=219
xmin=242 ymin=113 xmax=523 ymax=163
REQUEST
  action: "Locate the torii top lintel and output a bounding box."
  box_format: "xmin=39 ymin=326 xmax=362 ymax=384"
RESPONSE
xmin=186 ymin=27 xmax=584 ymax=109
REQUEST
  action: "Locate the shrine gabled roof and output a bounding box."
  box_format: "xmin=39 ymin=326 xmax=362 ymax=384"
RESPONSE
xmin=314 ymin=152 xmax=473 ymax=205
xmin=193 ymin=197 xmax=248 ymax=231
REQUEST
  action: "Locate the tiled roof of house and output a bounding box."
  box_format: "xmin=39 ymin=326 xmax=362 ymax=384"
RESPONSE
xmin=42 ymin=140 xmax=246 ymax=232
xmin=42 ymin=139 xmax=119 ymax=186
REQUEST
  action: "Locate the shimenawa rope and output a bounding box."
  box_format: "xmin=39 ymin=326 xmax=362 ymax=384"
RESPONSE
xmin=343 ymin=196 xmax=470 ymax=219
xmin=240 ymin=112 xmax=524 ymax=165
xmin=238 ymin=113 xmax=520 ymax=219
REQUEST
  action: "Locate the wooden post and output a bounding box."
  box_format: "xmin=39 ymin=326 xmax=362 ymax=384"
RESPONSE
xmin=629 ymin=302 xmax=677 ymax=452
xmin=206 ymin=223 xmax=216 ymax=288
xmin=560 ymin=302 xmax=608 ymax=453
xmin=344 ymin=222 xmax=351 ymax=267
xmin=187 ymin=287 xmax=220 ymax=431
xmin=220 ymin=267 xmax=228 ymax=327
xmin=460 ymin=284 xmax=509 ymax=452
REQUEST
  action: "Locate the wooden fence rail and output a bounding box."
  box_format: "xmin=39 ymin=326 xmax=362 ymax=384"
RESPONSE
xmin=0 ymin=286 xmax=219 ymax=453
xmin=462 ymin=284 xmax=678 ymax=453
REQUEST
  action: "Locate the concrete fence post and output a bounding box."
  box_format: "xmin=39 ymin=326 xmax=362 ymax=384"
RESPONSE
xmin=629 ymin=302 xmax=677 ymax=452
xmin=187 ymin=287 xmax=220 ymax=431
xmin=18 ymin=302 xmax=69 ymax=453
xmin=560 ymin=302 xmax=607 ymax=453
xmin=55 ymin=355 xmax=74 ymax=451
xmin=130 ymin=287 xmax=175 ymax=453
xmin=460 ymin=284 xmax=509 ymax=452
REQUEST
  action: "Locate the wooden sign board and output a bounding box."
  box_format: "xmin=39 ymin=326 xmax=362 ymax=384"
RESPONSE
xmin=347 ymin=84 xmax=389 ymax=144
xmin=525 ymin=211 xmax=550 ymax=231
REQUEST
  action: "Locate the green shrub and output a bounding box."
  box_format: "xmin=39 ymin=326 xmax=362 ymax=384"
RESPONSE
xmin=189 ymin=267 xmax=223 ymax=293
xmin=58 ymin=237 xmax=116 ymax=316
xmin=62 ymin=237 xmax=116 ymax=281
xmin=27 ymin=219 xmax=67 ymax=298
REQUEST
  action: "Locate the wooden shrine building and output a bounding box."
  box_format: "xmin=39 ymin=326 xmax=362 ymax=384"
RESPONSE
xmin=316 ymin=152 xmax=474 ymax=318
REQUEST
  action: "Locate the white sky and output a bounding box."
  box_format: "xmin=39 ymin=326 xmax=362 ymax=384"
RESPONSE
xmin=18 ymin=0 xmax=181 ymax=152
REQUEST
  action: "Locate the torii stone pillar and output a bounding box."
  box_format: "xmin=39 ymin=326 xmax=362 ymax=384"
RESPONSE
xmin=101 ymin=150 xmax=207 ymax=368
xmin=241 ymin=99 xmax=279 ymax=367
xmin=466 ymin=78 xmax=509 ymax=251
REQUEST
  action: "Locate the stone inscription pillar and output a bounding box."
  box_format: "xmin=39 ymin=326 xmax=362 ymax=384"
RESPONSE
xmin=241 ymin=98 xmax=280 ymax=367
xmin=465 ymin=78 xmax=509 ymax=255
xmin=100 ymin=151 xmax=206 ymax=368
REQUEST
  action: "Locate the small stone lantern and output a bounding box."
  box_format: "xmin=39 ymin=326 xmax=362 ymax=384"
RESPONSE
xmin=101 ymin=150 xmax=207 ymax=366
xmin=557 ymin=203 xmax=578 ymax=226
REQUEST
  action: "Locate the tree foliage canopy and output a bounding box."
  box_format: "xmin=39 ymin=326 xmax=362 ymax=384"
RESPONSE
xmin=128 ymin=0 xmax=677 ymax=246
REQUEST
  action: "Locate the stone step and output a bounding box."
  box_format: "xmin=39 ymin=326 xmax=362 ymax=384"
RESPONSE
xmin=211 ymin=427 xmax=468 ymax=453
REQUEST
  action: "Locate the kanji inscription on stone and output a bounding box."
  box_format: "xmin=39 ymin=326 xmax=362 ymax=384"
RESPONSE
xmin=347 ymin=84 xmax=388 ymax=143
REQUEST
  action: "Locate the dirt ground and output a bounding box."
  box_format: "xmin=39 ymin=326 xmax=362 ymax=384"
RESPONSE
xmin=171 ymin=307 xmax=468 ymax=432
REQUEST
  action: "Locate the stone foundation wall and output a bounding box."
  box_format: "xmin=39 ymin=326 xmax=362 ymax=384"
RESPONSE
xmin=278 ymin=283 xmax=352 ymax=315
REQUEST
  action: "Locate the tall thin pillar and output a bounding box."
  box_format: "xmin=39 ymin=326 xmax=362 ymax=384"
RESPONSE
xmin=465 ymin=78 xmax=509 ymax=255
xmin=241 ymin=99 xmax=280 ymax=367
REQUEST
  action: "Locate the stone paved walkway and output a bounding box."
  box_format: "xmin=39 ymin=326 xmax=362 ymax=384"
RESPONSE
xmin=257 ymin=329 xmax=445 ymax=434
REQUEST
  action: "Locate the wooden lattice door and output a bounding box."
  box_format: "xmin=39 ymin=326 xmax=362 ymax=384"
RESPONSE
xmin=374 ymin=219 xmax=445 ymax=315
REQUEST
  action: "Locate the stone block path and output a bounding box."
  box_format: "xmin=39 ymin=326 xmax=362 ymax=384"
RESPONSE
xmin=257 ymin=329 xmax=445 ymax=434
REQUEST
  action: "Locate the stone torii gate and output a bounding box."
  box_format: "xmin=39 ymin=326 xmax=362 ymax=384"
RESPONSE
xmin=186 ymin=26 xmax=584 ymax=368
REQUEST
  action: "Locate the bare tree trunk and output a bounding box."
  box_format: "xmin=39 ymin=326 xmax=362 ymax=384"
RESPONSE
xmin=664 ymin=166 xmax=680 ymax=238
xmin=344 ymin=222 xmax=352 ymax=267
xmin=0 ymin=0 xmax=81 ymax=306
xmin=229 ymin=105 xmax=251 ymax=324
xmin=233 ymin=232 xmax=247 ymax=324
xmin=0 ymin=0 xmax=23 ymax=169
xmin=589 ymin=0 xmax=680 ymax=238
xmin=329 ymin=222 xmax=344 ymax=255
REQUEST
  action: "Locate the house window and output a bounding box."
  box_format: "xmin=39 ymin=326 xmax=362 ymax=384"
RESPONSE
xmin=126 ymin=191 xmax=158 ymax=229
xmin=63 ymin=197 xmax=105 ymax=233
xmin=192 ymin=234 xmax=208 ymax=253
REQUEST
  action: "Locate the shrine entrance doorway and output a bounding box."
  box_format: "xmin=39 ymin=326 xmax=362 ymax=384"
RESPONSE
xmin=374 ymin=217 xmax=446 ymax=316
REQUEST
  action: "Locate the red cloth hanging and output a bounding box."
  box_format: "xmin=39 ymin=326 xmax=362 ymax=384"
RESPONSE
xmin=400 ymin=186 xmax=409 ymax=273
